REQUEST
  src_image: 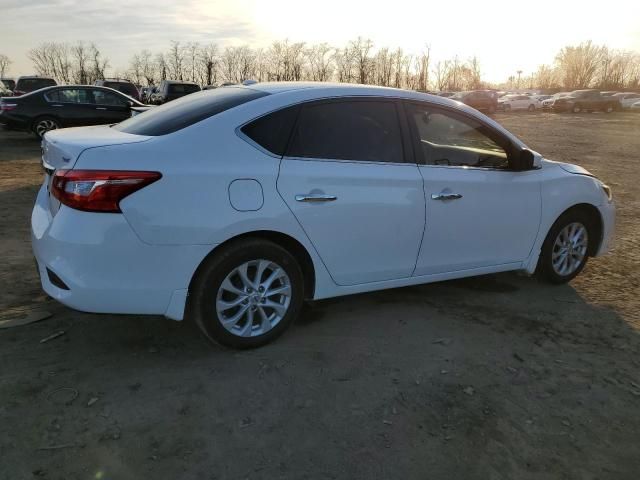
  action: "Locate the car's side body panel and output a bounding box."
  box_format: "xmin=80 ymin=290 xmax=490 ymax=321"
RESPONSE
xmin=31 ymin=84 xmax=616 ymax=322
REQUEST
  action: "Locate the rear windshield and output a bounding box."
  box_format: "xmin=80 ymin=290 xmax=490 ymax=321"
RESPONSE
xmin=104 ymin=82 xmax=138 ymax=97
xmin=18 ymin=78 xmax=56 ymax=92
xmin=113 ymin=87 xmax=268 ymax=136
xmin=168 ymin=83 xmax=200 ymax=95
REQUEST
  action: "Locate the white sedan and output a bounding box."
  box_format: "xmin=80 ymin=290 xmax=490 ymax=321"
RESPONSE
xmin=499 ymin=94 xmax=538 ymax=111
xmin=613 ymin=92 xmax=640 ymax=109
xmin=32 ymin=83 xmax=616 ymax=348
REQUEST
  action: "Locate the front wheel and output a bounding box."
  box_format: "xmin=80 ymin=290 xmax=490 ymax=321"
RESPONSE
xmin=32 ymin=116 xmax=60 ymax=139
xmin=536 ymin=211 xmax=594 ymax=284
xmin=189 ymin=239 xmax=304 ymax=349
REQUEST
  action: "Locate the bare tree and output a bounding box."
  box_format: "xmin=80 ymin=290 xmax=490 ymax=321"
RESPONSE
xmin=415 ymin=46 xmax=431 ymax=91
xmin=555 ymin=40 xmax=605 ymax=89
xmin=167 ymin=41 xmax=184 ymax=80
xmin=185 ymin=42 xmax=199 ymax=83
xmin=0 ymin=54 xmax=12 ymax=78
xmin=199 ymin=43 xmax=219 ymax=86
xmin=350 ymin=37 xmax=373 ymax=84
xmin=305 ymin=43 xmax=333 ymax=81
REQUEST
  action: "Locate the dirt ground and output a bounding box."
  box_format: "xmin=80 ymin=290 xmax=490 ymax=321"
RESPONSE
xmin=1 ymin=112 xmax=639 ymax=480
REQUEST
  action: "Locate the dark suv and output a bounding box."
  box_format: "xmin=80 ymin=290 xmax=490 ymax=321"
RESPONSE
xmin=451 ymin=90 xmax=498 ymax=113
xmin=13 ymin=76 xmax=57 ymax=96
xmin=94 ymin=79 xmax=140 ymax=101
xmin=150 ymin=80 xmax=201 ymax=104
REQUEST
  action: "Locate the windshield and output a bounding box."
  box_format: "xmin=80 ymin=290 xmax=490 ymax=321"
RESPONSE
xmin=104 ymin=82 xmax=138 ymax=98
xmin=113 ymin=87 xmax=268 ymax=136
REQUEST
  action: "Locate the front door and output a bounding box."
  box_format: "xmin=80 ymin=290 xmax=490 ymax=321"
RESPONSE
xmin=277 ymin=99 xmax=425 ymax=286
xmin=90 ymin=89 xmax=131 ymax=124
xmin=404 ymin=101 xmax=541 ymax=276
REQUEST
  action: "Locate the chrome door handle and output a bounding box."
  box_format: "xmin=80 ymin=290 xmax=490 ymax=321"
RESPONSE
xmin=295 ymin=194 xmax=337 ymax=202
xmin=51 ymin=104 xmax=63 ymax=107
xmin=95 ymin=107 xmax=107 ymax=110
xmin=431 ymin=193 xmax=463 ymax=201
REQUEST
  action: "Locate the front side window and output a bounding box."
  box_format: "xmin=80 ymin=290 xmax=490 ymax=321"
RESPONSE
xmin=407 ymin=103 xmax=509 ymax=169
xmin=286 ymin=100 xmax=403 ymax=163
xmin=93 ymin=89 xmax=128 ymax=106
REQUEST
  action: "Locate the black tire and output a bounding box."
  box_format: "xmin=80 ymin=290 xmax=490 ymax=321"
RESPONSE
xmin=536 ymin=210 xmax=595 ymax=284
xmin=189 ymin=238 xmax=304 ymax=349
xmin=604 ymin=103 xmax=614 ymax=113
xmin=32 ymin=116 xmax=60 ymax=139
xmin=528 ymin=104 xmax=536 ymax=112
xmin=572 ymin=104 xmax=582 ymax=113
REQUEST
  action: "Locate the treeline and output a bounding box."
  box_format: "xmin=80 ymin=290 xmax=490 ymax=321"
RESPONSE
xmin=520 ymin=41 xmax=640 ymax=90
xmin=5 ymin=39 xmax=640 ymax=91
xmin=21 ymin=38 xmax=483 ymax=91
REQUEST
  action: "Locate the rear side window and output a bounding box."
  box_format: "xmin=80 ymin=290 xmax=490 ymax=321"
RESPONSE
xmin=286 ymin=100 xmax=403 ymax=163
xmin=104 ymin=82 xmax=138 ymax=98
xmin=241 ymin=106 xmax=299 ymax=156
xmin=113 ymin=87 xmax=268 ymax=136
xmin=18 ymin=78 xmax=56 ymax=92
xmin=168 ymin=84 xmax=200 ymax=95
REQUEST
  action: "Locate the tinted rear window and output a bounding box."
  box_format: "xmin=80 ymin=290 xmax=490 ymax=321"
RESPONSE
xmin=104 ymin=82 xmax=138 ymax=97
xmin=113 ymin=87 xmax=268 ymax=136
xmin=168 ymin=83 xmax=200 ymax=95
xmin=287 ymin=100 xmax=403 ymax=163
xmin=18 ymin=78 xmax=56 ymax=92
xmin=241 ymin=106 xmax=299 ymax=156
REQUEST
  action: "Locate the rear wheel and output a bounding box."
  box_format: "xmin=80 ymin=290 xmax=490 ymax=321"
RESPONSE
xmin=32 ymin=116 xmax=60 ymax=139
xmin=189 ymin=239 xmax=304 ymax=349
xmin=572 ymin=104 xmax=582 ymax=113
xmin=536 ymin=210 xmax=594 ymax=284
xmin=528 ymin=104 xmax=536 ymax=112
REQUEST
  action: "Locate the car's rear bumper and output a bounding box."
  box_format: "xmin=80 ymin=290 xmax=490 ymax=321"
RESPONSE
xmin=31 ymin=182 xmax=212 ymax=320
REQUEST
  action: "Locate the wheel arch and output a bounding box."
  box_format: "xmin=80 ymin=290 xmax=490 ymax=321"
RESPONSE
xmin=31 ymin=114 xmax=63 ymax=132
xmin=187 ymin=230 xmax=317 ymax=302
xmin=550 ymin=203 xmax=604 ymax=256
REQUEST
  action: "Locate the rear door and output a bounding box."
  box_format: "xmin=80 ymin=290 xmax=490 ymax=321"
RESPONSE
xmin=44 ymin=88 xmax=93 ymax=126
xmin=276 ymin=98 xmax=425 ymax=286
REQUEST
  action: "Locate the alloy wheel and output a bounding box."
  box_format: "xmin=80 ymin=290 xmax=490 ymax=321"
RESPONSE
xmin=35 ymin=119 xmax=58 ymax=138
xmin=215 ymin=259 xmax=292 ymax=337
xmin=551 ymin=222 xmax=588 ymax=276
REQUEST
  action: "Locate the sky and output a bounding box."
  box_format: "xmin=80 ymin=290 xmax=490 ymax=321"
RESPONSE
xmin=2 ymin=0 xmax=640 ymax=83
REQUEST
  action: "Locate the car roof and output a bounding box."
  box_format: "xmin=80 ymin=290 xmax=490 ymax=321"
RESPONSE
xmin=163 ymin=80 xmax=199 ymax=85
xmin=17 ymin=76 xmax=55 ymax=80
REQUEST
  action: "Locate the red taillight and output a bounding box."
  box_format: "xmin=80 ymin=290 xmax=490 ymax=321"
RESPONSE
xmin=0 ymin=103 xmax=17 ymax=111
xmin=13 ymin=90 xmax=25 ymax=96
xmin=51 ymin=170 xmax=162 ymax=213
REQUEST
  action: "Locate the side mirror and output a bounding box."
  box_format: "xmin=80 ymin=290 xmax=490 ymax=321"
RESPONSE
xmin=512 ymin=148 xmax=535 ymax=171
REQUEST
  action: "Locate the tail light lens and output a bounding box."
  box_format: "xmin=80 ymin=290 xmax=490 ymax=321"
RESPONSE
xmin=51 ymin=170 xmax=161 ymax=213
xmin=0 ymin=103 xmax=17 ymax=111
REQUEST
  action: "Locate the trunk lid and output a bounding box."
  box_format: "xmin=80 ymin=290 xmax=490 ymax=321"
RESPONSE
xmin=41 ymin=125 xmax=153 ymax=215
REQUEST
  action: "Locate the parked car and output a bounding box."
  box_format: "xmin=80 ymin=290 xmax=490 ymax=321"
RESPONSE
xmin=498 ymin=94 xmax=538 ymax=111
xmin=139 ymin=86 xmax=154 ymax=103
xmin=31 ymin=83 xmax=615 ymax=348
xmin=1 ymin=78 xmax=15 ymax=91
xmin=541 ymin=92 xmax=570 ymax=110
xmin=13 ymin=76 xmax=57 ymax=96
xmin=612 ymin=92 xmax=640 ymax=109
xmin=552 ymin=90 xmax=620 ymax=113
xmin=0 ymin=85 xmax=145 ymax=138
xmin=451 ymin=90 xmax=498 ymax=113
xmin=631 ymin=100 xmax=640 ymax=111
xmin=600 ymin=91 xmax=618 ymax=97
xmin=94 ymin=78 xmax=140 ymax=101
xmin=150 ymin=80 xmax=201 ymax=104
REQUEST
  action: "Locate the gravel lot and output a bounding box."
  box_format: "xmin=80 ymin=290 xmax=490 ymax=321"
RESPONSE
xmin=1 ymin=112 xmax=639 ymax=480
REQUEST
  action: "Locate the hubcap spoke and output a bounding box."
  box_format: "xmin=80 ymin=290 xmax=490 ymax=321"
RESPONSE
xmin=551 ymin=222 xmax=588 ymax=277
xmin=215 ymin=259 xmax=292 ymax=338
